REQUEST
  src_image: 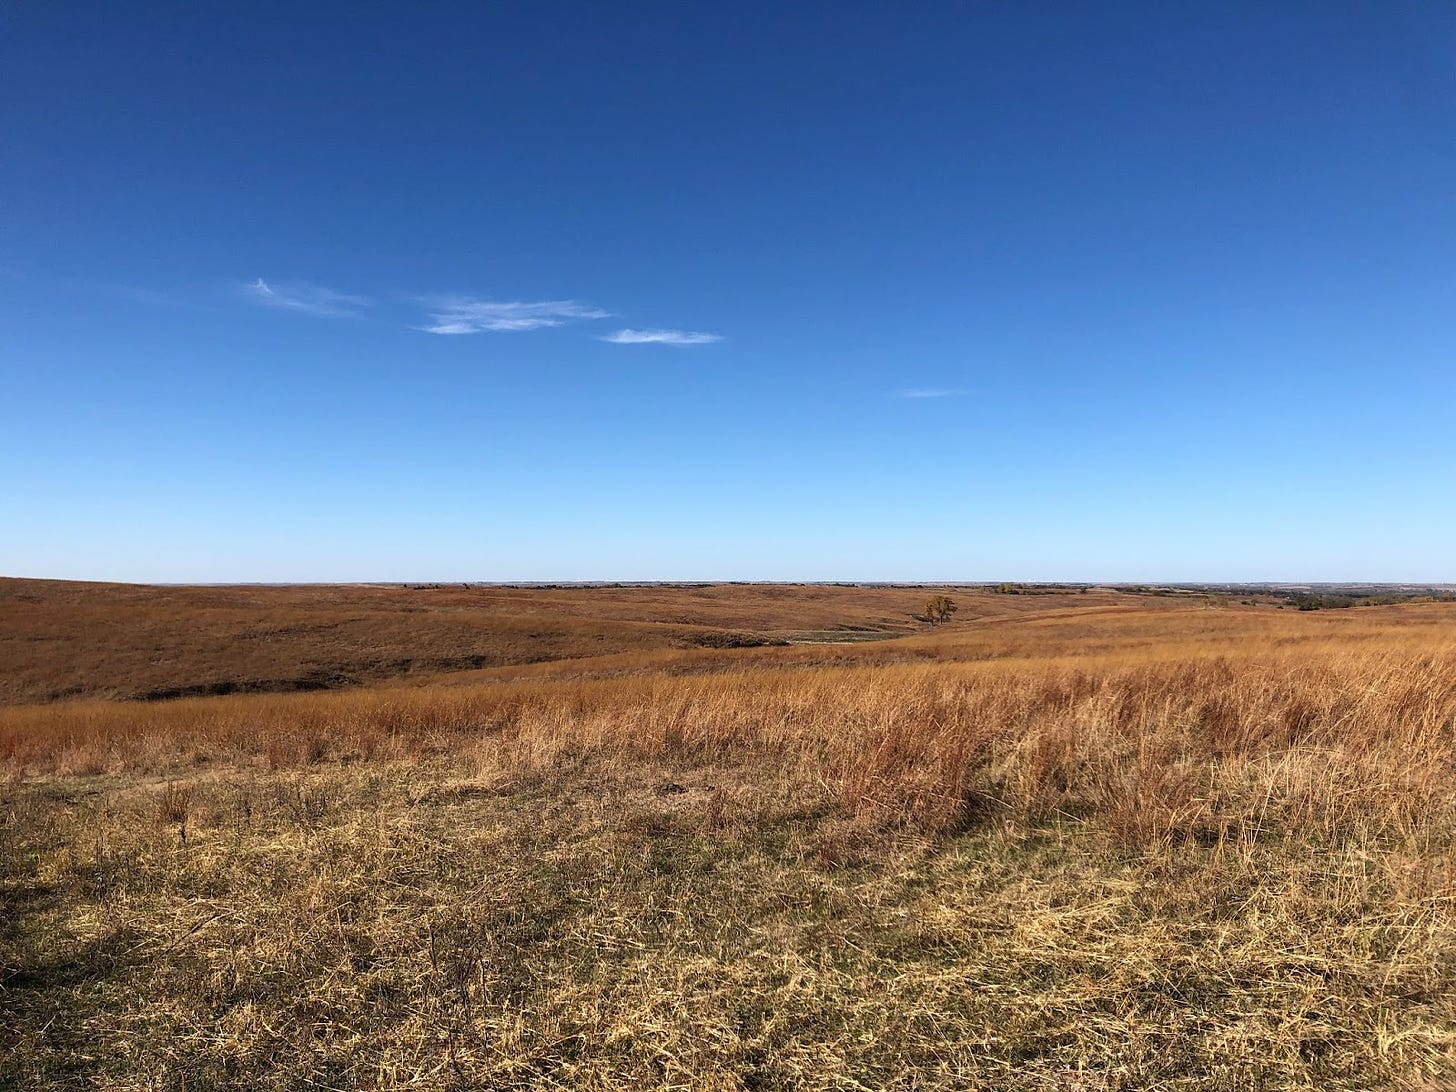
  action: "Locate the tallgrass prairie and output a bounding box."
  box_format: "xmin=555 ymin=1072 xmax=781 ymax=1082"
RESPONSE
xmin=3 ymin=582 xmax=1455 ymax=1088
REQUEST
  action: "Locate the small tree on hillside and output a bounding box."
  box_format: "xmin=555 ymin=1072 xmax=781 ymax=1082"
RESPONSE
xmin=922 ymin=594 xmax=958 ymax=626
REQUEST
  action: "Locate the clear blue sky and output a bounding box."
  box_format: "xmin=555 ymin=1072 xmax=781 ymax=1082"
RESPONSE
xmin=4 ymin=3 xmax=1454 ymax=582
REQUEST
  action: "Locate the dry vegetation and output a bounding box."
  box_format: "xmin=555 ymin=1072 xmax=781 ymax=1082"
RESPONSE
xmin=3 ymin=581 xmax=1456 ymax=1088
xmin=0 ymin=578 xmax=1046 ymax=704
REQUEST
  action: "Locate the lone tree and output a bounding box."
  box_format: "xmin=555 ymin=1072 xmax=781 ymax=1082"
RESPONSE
xmin=922 ymin=594 xmax=958 ymax=626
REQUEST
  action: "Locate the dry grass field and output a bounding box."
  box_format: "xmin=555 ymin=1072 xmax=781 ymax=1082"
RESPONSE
xmin=3 ymin=580 xmax=1456 ymax=1088
xmin=0 ymin=578 xmax=1097 ymax=705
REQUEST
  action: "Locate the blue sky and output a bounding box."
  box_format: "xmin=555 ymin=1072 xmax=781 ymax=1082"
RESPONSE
xmin=3 ymin=3 xmax=1454 ymax=582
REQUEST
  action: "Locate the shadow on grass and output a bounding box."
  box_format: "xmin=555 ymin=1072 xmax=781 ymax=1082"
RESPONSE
xmin=0 ymin=829 xmax=145 ymax=1087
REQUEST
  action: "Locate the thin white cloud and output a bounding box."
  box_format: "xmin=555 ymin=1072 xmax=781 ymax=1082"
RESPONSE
xmin=600 ymin=328 xmax=722 ymax=346
xmin=893 ymin=388 xmax=970 ymax=399
xmin=419 ymin=297 xmax=610 ymax=334
xmin=246 ymin=278 xmax=370 ymax=318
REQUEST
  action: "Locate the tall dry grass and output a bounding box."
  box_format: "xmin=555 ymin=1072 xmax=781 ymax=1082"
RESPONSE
xmin=6 ymin=633 xmax=1456 ymax=850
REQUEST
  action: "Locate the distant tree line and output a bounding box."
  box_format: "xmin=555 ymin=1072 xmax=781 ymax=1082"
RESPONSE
xmin=1285 ymin=591 xmax=1456 ymax=611
xmin=989 ymin=583 xmax=1089 ymax=595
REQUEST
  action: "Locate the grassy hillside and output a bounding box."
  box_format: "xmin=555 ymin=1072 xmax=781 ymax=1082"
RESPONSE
xmin=0 ymin=578 xmax=1127 ymax=705
xmin=3 ymin=588 xmax=1455 ymax=1088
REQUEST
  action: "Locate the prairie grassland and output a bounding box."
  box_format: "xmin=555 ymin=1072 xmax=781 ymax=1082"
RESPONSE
xmin=3 ymin=577 xmax=1059 ymax=704
xmin=3 ymin=599 xmax=1456 ymax=1088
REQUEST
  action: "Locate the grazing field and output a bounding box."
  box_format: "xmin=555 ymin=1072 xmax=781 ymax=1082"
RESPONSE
xmin=3 ymin=583 xmax=1456 ymax=1088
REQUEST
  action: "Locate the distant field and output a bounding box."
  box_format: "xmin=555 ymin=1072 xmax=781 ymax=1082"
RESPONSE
xmin=0 ymin=578 xmax=1164 ymax=704
xmin=3 ymin=583 xmax=1456 ymax=1088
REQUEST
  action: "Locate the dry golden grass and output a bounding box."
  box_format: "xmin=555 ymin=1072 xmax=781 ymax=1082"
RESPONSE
xmin=3 ymin=592 xmax=1456 ymax=1087
xmin=0 ymin=577 xmax=1107 ymax=704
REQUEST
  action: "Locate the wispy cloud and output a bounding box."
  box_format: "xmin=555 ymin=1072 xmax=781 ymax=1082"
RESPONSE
xmin=419 ymin=297 xmax=610 ymax=334
xmin=893 ymin=388 xmax=970 ymax=399
xmin=246 ymin=278 xmax=371 ymax=318
xmin=600 ymin=327 xmax=722 ymax=346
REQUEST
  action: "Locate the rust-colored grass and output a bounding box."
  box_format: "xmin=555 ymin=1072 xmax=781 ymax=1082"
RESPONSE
xmin=3 ymin=592 xmax=1456 ymax=1088
xmin=0 ymin=577 xmax=1109 ymax=704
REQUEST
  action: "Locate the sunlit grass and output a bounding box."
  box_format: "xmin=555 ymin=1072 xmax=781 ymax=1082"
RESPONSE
xmin=4 ymin=599 xmax=1456 ymax=1087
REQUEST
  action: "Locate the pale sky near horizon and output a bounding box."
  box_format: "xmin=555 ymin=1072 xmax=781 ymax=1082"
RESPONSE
xmin=4 ymin=3 xmax=1455 ymax=582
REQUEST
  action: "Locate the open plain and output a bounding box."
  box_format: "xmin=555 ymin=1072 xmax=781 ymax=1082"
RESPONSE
xmin=3 ymin=579 xmax=1455 ymax=1089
